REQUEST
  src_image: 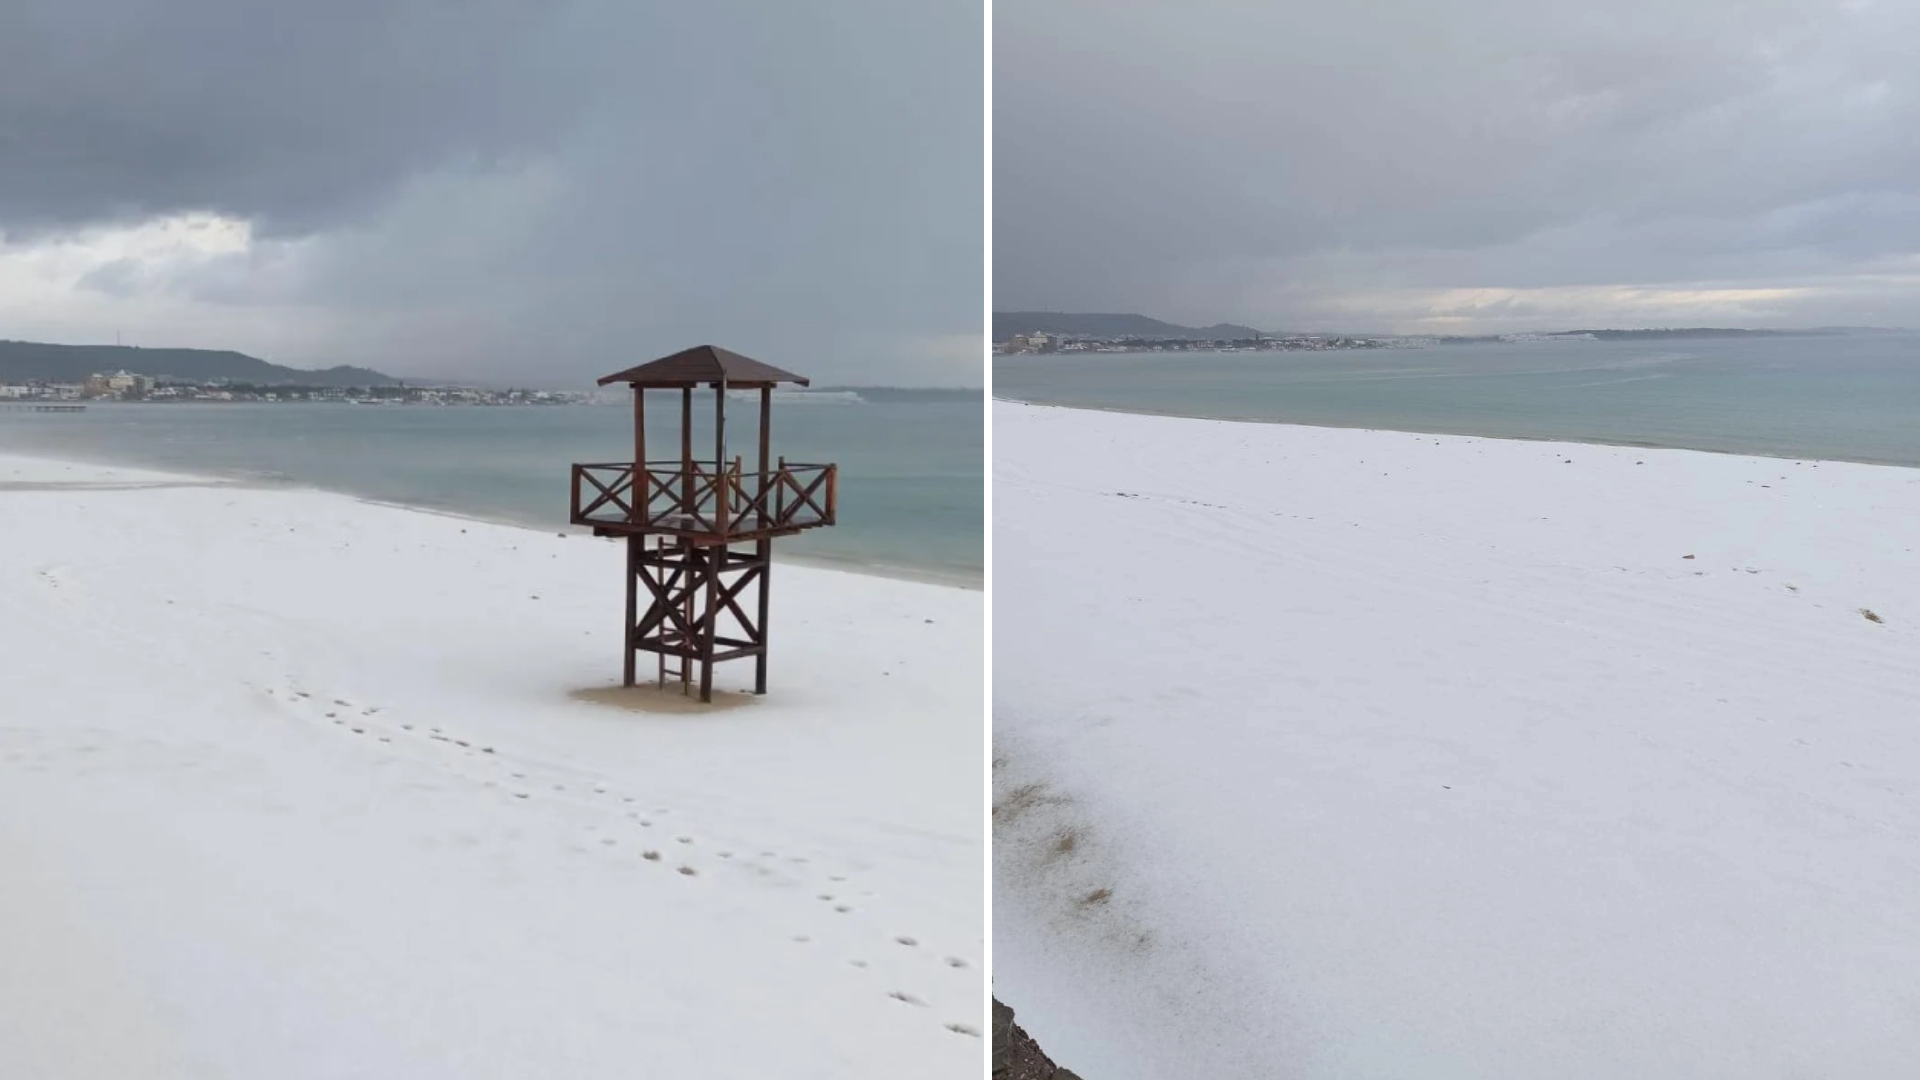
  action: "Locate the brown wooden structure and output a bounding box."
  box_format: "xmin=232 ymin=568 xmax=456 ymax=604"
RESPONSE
xmin=571 ymin=345 xmax=837 ymax=702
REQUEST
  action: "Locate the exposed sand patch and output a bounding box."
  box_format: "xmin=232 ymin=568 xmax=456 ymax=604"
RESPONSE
xmin=568 ymin=683 xmax=760 ymax=714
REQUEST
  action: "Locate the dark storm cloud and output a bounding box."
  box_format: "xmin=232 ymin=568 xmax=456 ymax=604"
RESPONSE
xmin=995 ymin=0 xmax=1920 ymax=331
xmin=0 ymin=0 xmax=589 ymax=235
xmin=0 ymin=0 xmax=981 ymax=384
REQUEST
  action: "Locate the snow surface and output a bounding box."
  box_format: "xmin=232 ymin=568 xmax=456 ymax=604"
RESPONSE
xmin=993 ymin=402 xmax=1920 ymax=1080
xmin=0 ymin=453 xmax=982 ymax=1079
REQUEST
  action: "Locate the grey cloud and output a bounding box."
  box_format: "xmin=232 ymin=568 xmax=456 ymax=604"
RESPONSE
xmin=995 ymin=0 xmax=1920 ymax=330
xmin=0 ymin=0 xmax=589 ymax=235
xmin=74 ymin=258 xmax=143 ymax=298
xmin=1 ymin=0 xmax=981 ymax=385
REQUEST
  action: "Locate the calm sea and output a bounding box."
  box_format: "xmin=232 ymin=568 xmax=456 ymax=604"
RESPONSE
xmin=0 ymin=390 xmax=982 ymax=584
xmin=996 ymin=332 xmax=1920 ymax=468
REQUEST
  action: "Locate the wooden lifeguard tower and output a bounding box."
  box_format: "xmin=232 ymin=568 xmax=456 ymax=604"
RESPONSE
xmin=570 ymin=345 xmax=837 ymax=702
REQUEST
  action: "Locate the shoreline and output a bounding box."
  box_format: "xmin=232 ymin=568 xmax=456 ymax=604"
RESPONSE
xmin=0 ymin=444 xmax=981 ymax=590
xmin=990 ymin=393 xmax=1920 ymax=473
xmin=360 ymin=495 xmax=984 ymax=591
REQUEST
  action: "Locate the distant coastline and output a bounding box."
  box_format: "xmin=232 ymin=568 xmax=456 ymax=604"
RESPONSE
xmin=0 ymin=339 xmax=401 ymax=387
xmin=992 ymin=312 xmax=1905 ymax=354
xmin=1547 ymin=327 xmax=1846 ymax=340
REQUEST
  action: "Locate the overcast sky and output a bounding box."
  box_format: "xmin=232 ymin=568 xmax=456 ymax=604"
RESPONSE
xmin=0 ymin=0 xmax=981 ymax=386
xmin=996 ymin=0 xmax=1920 ymax=334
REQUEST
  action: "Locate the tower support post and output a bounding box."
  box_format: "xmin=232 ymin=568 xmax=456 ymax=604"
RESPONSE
xmin=755 ymin=538 xmax=771 ymax=694
xmin=622 ymin=536 xmax=639 ymax=687
xmin=699 ymin=545 xmax=719 ymax=701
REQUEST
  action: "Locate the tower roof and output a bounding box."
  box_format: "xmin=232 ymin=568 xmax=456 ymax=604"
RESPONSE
xmin=596 ymin=345 xmax=811 ymax=389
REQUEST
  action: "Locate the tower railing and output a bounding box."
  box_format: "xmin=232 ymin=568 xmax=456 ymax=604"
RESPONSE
xmin=570 ymin=459 xmax=837 ymax=538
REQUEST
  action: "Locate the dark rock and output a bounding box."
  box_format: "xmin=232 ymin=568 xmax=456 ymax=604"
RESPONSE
xmin=994 ymin=997 xmax=1082 ymax=1079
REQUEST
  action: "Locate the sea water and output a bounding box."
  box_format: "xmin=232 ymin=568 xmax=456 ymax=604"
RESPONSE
xmin=0 ymin=389 xmax=982 ymax=583
xmin=996 ymin=332 xmax=1920 ymax=468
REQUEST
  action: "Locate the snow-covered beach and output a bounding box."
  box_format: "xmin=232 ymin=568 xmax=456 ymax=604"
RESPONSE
xmin=994 ymin=401 xmax=1920 ymax=1079
xmin=0 ymin=453 xmax=983 ymax=1079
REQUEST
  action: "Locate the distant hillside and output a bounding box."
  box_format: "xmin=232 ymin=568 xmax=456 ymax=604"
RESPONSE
xmin=994 ymin=312 xmax=1262 ymax=340
xmin=0 ymin=340 xmax=401 ymax=387
xmin=1549 ymin=328 xmax=1842 ymax=341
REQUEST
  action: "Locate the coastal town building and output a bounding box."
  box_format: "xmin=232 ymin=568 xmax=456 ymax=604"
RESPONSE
xmin=0 ymin=370 xmax=592 ymax=406
xmin=82 ymin=370 xmax=153 ymax=398
xmin=995 ymin=330 xmax=1397 ymax=354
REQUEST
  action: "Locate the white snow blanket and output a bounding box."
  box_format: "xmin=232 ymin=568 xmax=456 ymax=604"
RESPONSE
xmin=995 ymin=401 xmax=1920 ymax=1080
xmin=1 ymin=453 xmax=982 ymax=1079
